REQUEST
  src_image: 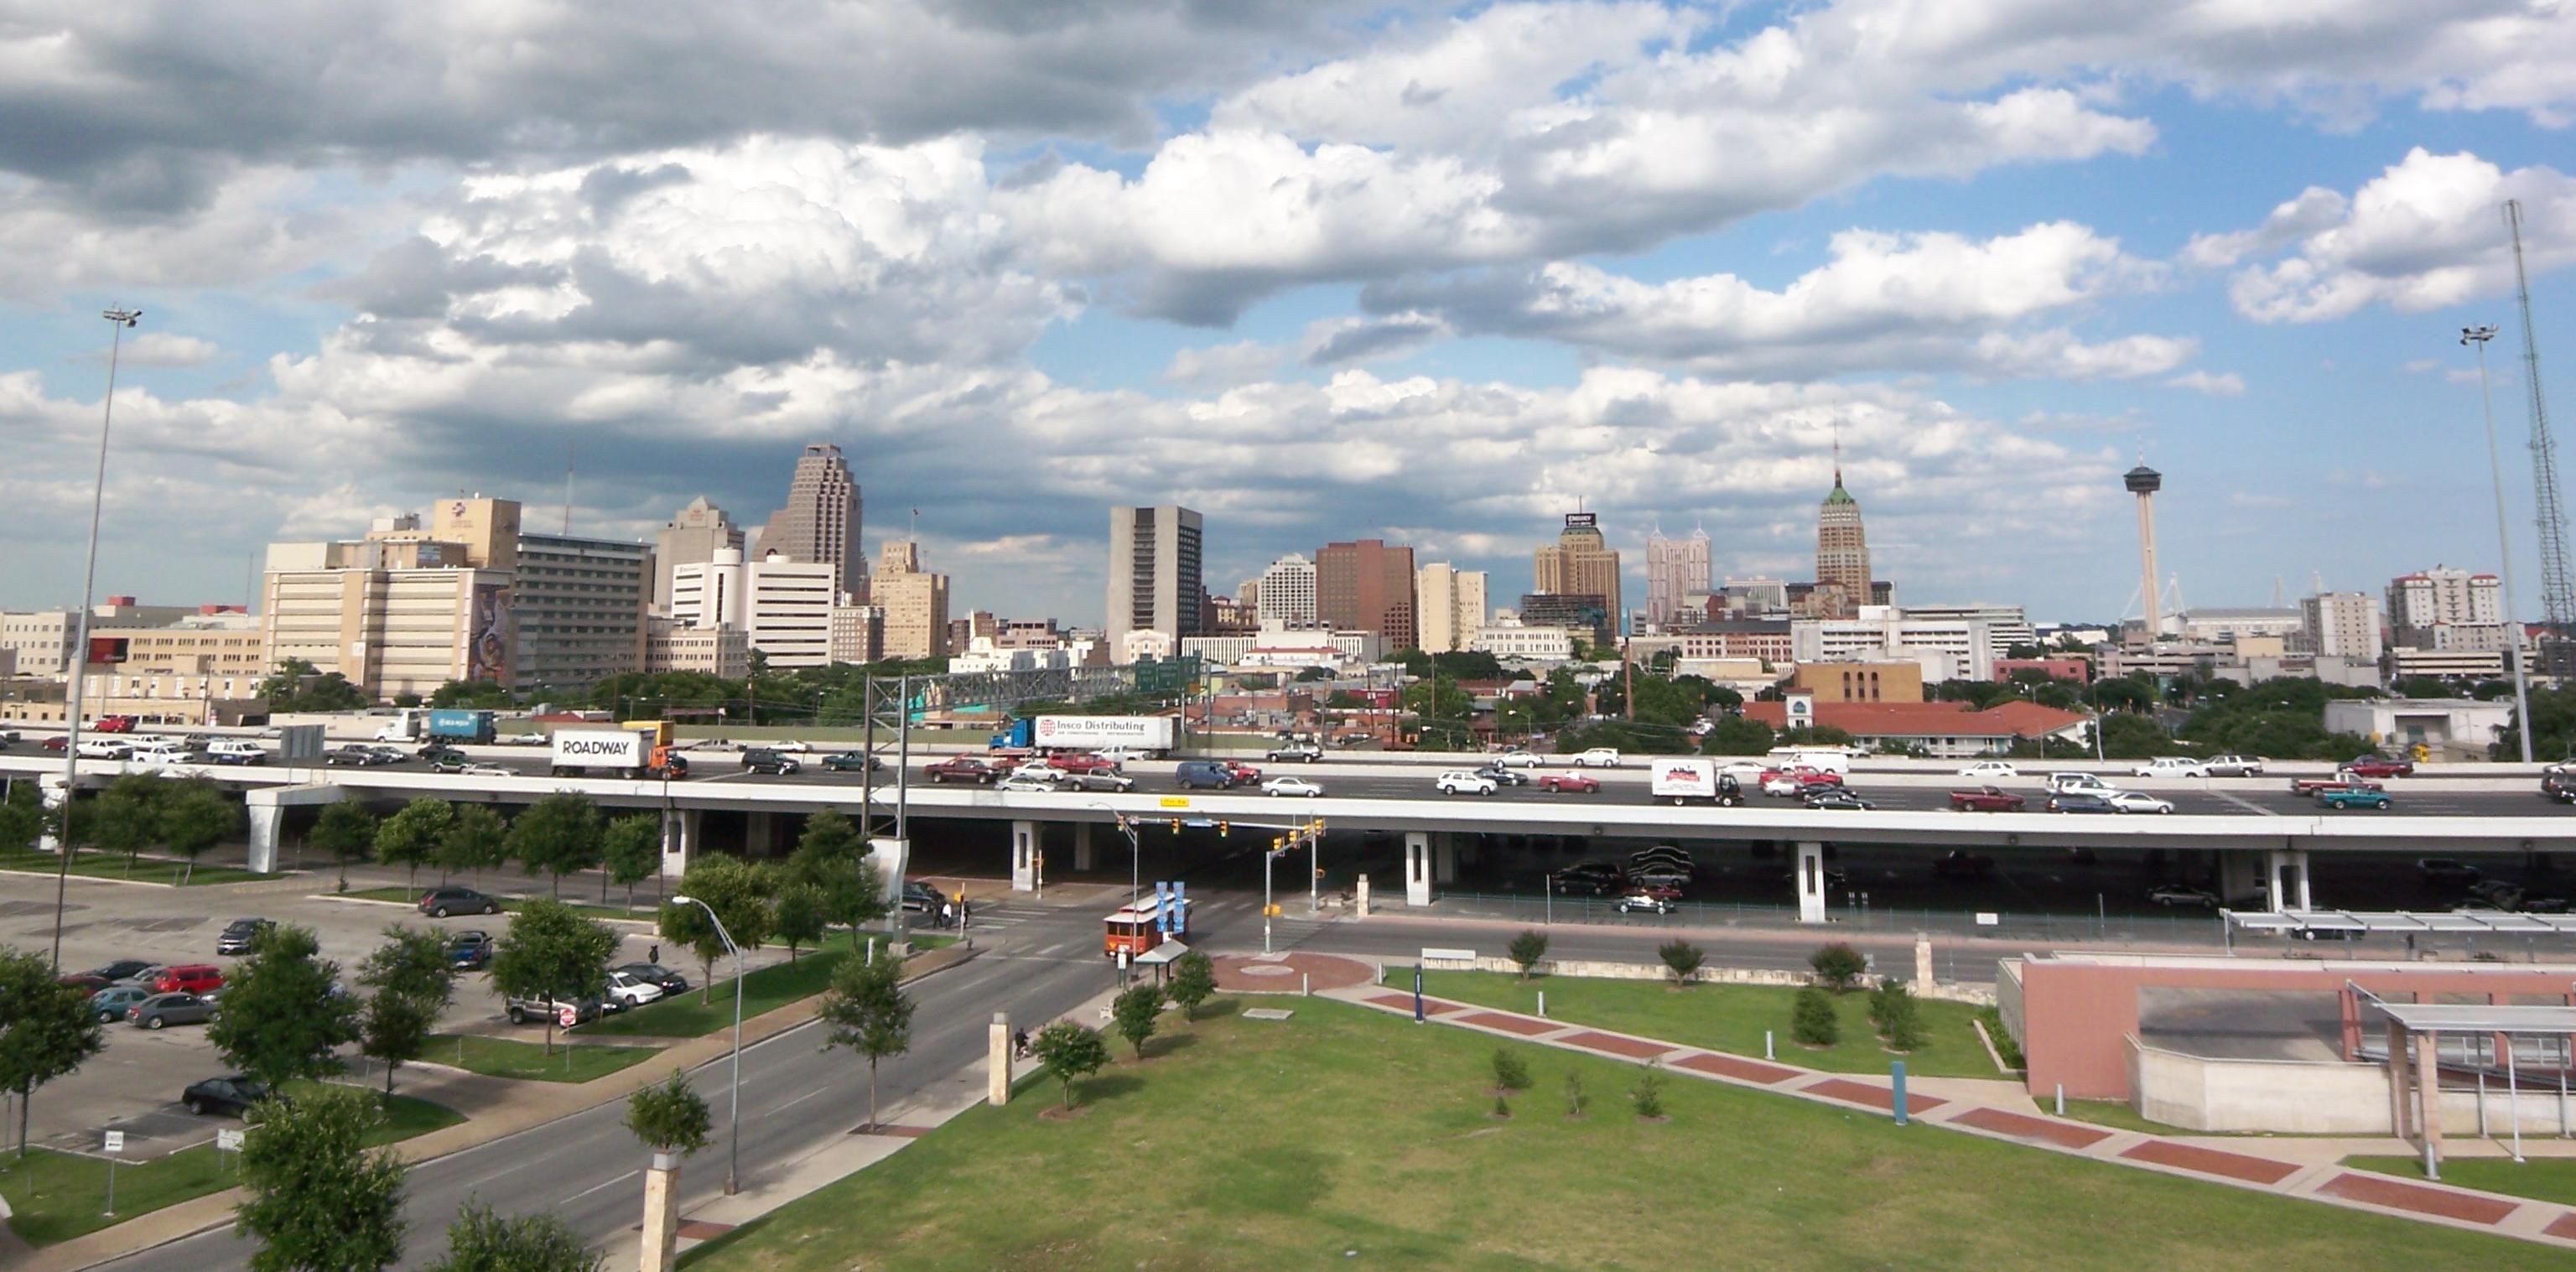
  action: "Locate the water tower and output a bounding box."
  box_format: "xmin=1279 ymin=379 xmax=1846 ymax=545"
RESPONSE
xmin=2126 ymin=463 xmax=2163 ymax=640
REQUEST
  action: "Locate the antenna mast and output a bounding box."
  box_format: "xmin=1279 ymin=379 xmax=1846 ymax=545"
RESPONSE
xmin=2510 ymin=199 xmax=2574 ymax=668
xmin=563 ymin=444 xmax=575 ymax=536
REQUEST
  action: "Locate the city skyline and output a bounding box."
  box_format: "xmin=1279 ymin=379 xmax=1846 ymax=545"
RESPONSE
xmin=3 ymin=4 xmax=2573 ymax=628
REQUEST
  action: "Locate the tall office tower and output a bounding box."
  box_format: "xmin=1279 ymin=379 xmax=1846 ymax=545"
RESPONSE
xmin=1106 ymin=505 xmax=1205 ymax=660
xmin=512 ymin=532 xmax=652 ymax=694
xmin=1415 ymin=563 xmax=1489 ymax=653
xmin=756 ymin=444 xmax=865 ymax=595
xmin=1317 ymin=538 xmax=1419 ymax=650
xmin=654 ymin=496 xmax=745 ymax=614
xmin=2125 ymin=463 xmax=2163 ymax=639
xmin=1254 ymin=553 xmax=1319 ymax=625
xmin=1815 ymin=465 xmax=1872 ymax=620
xmin=1534 ymin=512 xmax=1623 ymax=636
xmin=2301 ymin=590 xmax=2383 ymax=664
xmin=873 ymin=538 xmax=951 ymax=659
xmin=1644 ymin=527 xmax=1711 ymax=627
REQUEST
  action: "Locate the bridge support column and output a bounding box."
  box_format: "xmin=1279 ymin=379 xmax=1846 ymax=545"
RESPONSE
xmin=1073 ymin=821 xmax=1097 ymax=872
xmin=2217 ymin=850 xmax=2265 ymax=910
xmin=2265 ymin=849 xmax=2312 ymax=911
xmin=243 ymin=783 xmax=344 ymax=875
xmin=36 ymin=776 xmax=68 ymax=854
xmin=1431 ymin=833 xmax=1457 ymax=885
xmin=870 ymin=837 xmax=911 ymax=917
xmin=1010 ymin=820 xmax=1038 ymax=893
xmin=661 ymin=808 xmax=699 ymax=877
xmin=1403 ymin=832 xmax=1432 ymax=906
xmin=1794 ymin=841 xmax=1828 ymax=925
xmin=745 ymin=810 xmax=776 ymax=857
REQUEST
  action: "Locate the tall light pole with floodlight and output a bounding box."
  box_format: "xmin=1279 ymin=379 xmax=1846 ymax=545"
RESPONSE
xmin=49 ymin=307 xmax=140 ymax=972
xmin=2467 ymin=324 xmax=2537 ymax=763
xmin=672 ymin=894 xmax=745 ymax=1194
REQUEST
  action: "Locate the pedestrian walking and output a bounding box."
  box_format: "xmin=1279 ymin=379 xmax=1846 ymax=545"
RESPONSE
xmin=648 ymin=942 xmax=660 ymax=963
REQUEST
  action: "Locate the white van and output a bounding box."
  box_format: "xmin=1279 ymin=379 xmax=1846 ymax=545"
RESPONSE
xmin=1765 ymin=746 xmax=1853 ymax=776
xmin=2045 ymin=771 xmax=2120 ymax=796
xmin=205 ymin=739 xmax=268 ymax=765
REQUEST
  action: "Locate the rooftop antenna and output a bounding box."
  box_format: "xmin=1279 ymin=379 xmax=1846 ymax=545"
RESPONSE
xmin=563 ymin=443 xmax=574 ymax=536
xmin=2509 ymin=199 xmax=2574 ymax=658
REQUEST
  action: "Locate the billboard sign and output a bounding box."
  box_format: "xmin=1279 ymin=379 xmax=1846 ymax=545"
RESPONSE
xmin=466 ymin=583 xmax=510 ymax=683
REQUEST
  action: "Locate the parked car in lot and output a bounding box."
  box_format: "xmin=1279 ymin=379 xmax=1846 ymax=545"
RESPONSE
xmin=2105 ymin=792 xmax=2176 ymax=814
xmin=1537 ymin=773 xmax=1600 ymax=793
xmin=2205 ymin=755 xmax=2265 ymax=777
xmin=152 ymin=964 xmax=225 ymax=995
xmin=505 ymin=993 xmax=605 ymax=1026
xmin=182 ymin=1076 xmax=275 ymax=1118
xmin=86 ymin=985 xmax=151 ymax=1023
xmin=617 ymin=963 xmax=690 ymax=995
xmin=2132 ymin=756 xmax=2210 ymax=778
xmin=1625 ymin=864 xmax=1692 ymax=890
xmin=2315 ymin=785 xmax=2392 ymax=811
xmin=604 ymin=970 xmax=665 ymax=1010
xmin=2147 ymin=884 xmax=2219 ymax=907
xmin=420 ymin=885 xmax=504 ymax=918
xmin=1614 ymin=890 xmax=1675 ymax=915
xmin=1628 ymin=845 xmax=1694 ymax=872
xmin=926 ymin=756 xmax=1001 ymax=784
xmin=821 ymin=751 xmax=881 ymax=773
xmin=2417 ymin=857 xmax=2481 ymax=885
xmin=215 ymin=917 xmax=273 ymax=956
xmin=85 ymin=958 xmax=156 ymax=984
xmin=446 ymin=931 xmax=495 ymax=969
xmin=2047 ymin=792 xmax=2118 ymax=814
xmin=130 ymin=992 xmax=217 ymax=1029
xmin=1261 ymin=776 xmax=1325 ymax=798
xmin=1435 ymin=771 xmax=1498 ymax=796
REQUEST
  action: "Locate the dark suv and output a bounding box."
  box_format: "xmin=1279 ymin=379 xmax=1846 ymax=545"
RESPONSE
xmin=216 ymin=918 xmax=273 ymax=956
xmin=742 ymin=748 xmax=802 ymax=776
xmin=419 ymin=885 xmax=504 ymax=918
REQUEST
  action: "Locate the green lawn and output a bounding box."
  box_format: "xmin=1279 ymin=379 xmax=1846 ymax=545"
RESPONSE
xmin=0 ymin=846 xmax=275 ymax=887
xmin=683 ymin=998 xmax=2562 ymax=1272
xmin=586 ymin=937 xmax=955 ymax=1039
xmin=0 ymin=1086 xmax=460 ymax=1248
xmin=425 ymin=1032 xmax=661 ymax=1083
xmin=1412 ymin=969 xmax=1999 ymax=1079
xmin=2347 ymin=1155 xmax=2576 ymax=1207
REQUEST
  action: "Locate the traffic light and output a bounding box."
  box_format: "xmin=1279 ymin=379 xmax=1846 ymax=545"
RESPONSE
xmin=1272 ymin=836 xmax=1285 ymax=851
xmin=1217 ymin=820 xmax=1230 ymax=837
xmin=1168 ymin=818 xmax=1182 ymax=833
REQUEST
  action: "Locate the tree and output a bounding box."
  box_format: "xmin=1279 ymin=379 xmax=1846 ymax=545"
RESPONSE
xmin=1657 ymin=938 xmax=1704 ymax=987
xmin=358 ymin=993 xmax=435 ymax=1101
xmin=509 ymin=792 xmax=604 ymax=897
xmin=600 ymin=813 xmax=662 ymax=913
xmin=1879 ymin=984 xmax=1927 ymax=1052
xmin=1110 ymin=984 xmax=1162 ymax=1059
xmin=157 ymin=779 xmax=240 ymax=885
xmin=1490 ymin=1046 xmax=1530 ymax=1092
xmin=422 ymin=1202 xmax=600 ymax=1272
xmin=309 ymin=800 xmax=379 ymax=893
xmin=1809 ymin=942 xmax=1867 ymax=992
xmin=1791 ymin=985 xmax=1841 ymax=1046
xmin=0 ymin=947 xmax=106 ymax=1161
xmin=1166 ymin=950 xmax=1217 ymax=1021
xmin=90 ymin=775 xmax=168 ymax=874
xmin=374 ymin=798 xmax=454 ymax=892
xmin=1031 ymin=1021 xmax=1109 ymax=1110
xmin=0 ymin=783 xmax=44 ymax=855
xmin=356 ymin=927 xmax=456 ymax=1097
xmin=209 ymin=924 xmax=361 ymax=1088
xmin=1507 ymin=929 xmax=1549 ymax=980
xmin=660 ymin=855 xmax=774 ymax=1004
xmin=626 ymin=1069 xmax=714 ymax=1158
xmin=236 ymin=1083 xmax=407 ymax=1272
xmin=439 ymin=802 xmax=510 ymax=885
xmin=797 ymin=849 xmax=885 ymax=950
xmin=1697 ymin=714 xmax=1776 ymax=755
xmin=490 ymin=898 xmax=620 ymax=1057
xmin=772 ymin=883 xmax=826 ymax=962
xmin=794 ymin=807 xmax=866 ymax=862
xmin=818 ymin=953 xmax=914 ymax=1132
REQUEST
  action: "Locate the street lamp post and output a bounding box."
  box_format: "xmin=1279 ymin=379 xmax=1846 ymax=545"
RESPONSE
xmin=49 ymin=307 xmax=141 ymax=973
xmin=672 ymin=895 xmax=745 ymax=1195
xmin=2466 ymin=324 xmax=2537 ymax=764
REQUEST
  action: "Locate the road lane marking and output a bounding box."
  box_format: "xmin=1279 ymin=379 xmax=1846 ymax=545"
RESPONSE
xmin=771 ymin=1087 xmax=830 ymax=1118
xmin=562 ymin=1168 xmax=639 ymax=1206
xmin=2210 ymin=791 xmax=2277 ymax=816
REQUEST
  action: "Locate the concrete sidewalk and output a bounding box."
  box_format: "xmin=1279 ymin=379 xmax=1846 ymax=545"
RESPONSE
xmin=1329 ymin=983 xmax=2576 ymax=1252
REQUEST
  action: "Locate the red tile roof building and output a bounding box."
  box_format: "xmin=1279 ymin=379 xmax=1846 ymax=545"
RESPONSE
xmin=1744 ymin=698 xmax=2089 ymax=758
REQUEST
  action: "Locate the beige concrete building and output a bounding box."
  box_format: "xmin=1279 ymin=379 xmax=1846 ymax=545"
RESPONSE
xmin=1415 ymin=563 xmax=1488 ymax=654
xmin=2 ymin=616 xmax=269 ymax=726
xmin=1533 ymin=513 xmax=1622 ymax=637
xmin=669 ymin=548 xmax=845 ymax=667
xmin=1107 ymin=505 xmax=1204 ymax=658
xmin=261 ymin=536 xmax=514 ymax=703
xmin=643 ymin=616 xmax=750 ymax=678
xmin=0 ymin=610 xmax=77 ymax=676
xmin=831 ymin=605 xmax=883 ymax=664
xmin=654 ymin=496 xmax=745 ymax=614
xmin=756 ymin=444 xmax=865 ymax=596
xmin=1815 ymin=469 xmax=1871 ymax=619
xmin=870 ymin=540 xmax=949 ymax=660
xmin=1789 ymin=660 xmax=1924 ymax=704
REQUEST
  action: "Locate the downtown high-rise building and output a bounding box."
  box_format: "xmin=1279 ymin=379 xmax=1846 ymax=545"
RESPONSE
xmin=1106 ymin=505 xmax=1205 ymax=660
xmin=2301 ymin=590 xmax=2384 ymax=664
xmin=654 ymin=496 xmax=745 ymax=615
xmin=756 ymin=444 xmax=865 ymax=597
xmin=1317 ymin=538 xmax=1418 ymax=651
xmin=1534 ymin=513 xmax=1623 ymax=637
xmin=872 ymin=538 xmax=951 ymax=659
xmin=1415 ymin=563 xmax=1488 ymax=654
xmin=1644 ymin=527 xmax=1711 ymax=628
xmin=2387 ymin=566 xmax=2504 ymax=649
xmin=1254 ymin=553 xmax=1318 ymax=626
xmin=1815 ymin=469 xmax=1872 ymax=619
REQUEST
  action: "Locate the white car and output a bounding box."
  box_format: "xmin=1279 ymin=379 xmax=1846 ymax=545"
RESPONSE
xmin=371 ymin=723 xmax=413 ymax=742
xmin=2045 ymin=771 xmax=2120 ymax=797
xmin=1761 ymin=773 xmax=1820 ymax=797
xmin=75 ymin=739 xmax=132 ymax=760
xmin=1093 ymin=747 xmax=1151 ymax=766
xmin=1957 ymin=761 xmax=2018 ymax=780
xmin=1013 ymin=761 xmax=1071 ymax=785
xmin=604 ymin=970 xmax=664 ymax=1010
xmin=2132 ymin=756 xmax=2210 ymax=779
xmin=1435 ymin=771 xmax=1498 ymax=796
xmin=498 ymin=732 xmax=551 ymax=746
xmin=128 ymin=745 xmax=195 ymax=766
xmin=767 ymin=740 xmax=813 ymax=754
xmin=1262 ymin=776 xmax=1325 ymax=798
xmin=1714 ymin=760 xmax=1768 ymax=781
xmin=995 ymin=773 xmax=1057 ymax=795
xmin=458 ymin=762 xmax=515 ymax=777
xmin=1568 ymin=748 xmax=1623 ymax=768
xmin=2105 ymin=791 xmax=2175 ymax=814
xmin=1493 ymin=750 xmax=1544 ymax=768
xmin=2205 ymin=755 xmax=2265 ymax=777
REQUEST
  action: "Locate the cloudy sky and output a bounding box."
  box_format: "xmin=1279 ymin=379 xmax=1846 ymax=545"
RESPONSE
xmin=3 ymin=1 xmax=2573 ymax=628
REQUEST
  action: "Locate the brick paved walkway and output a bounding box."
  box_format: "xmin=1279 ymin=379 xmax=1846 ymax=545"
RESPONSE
xmin=1326 ymin=984 xmax=2576 ymax=1252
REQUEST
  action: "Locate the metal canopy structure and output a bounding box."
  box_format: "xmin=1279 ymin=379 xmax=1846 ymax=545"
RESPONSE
xmin=2224 ymin=908 xmax=2576 ymax=937
xmin=2352 ymin=982 xmax=2576 ymax=1181
xmin=2369 ymin=1001 xmax=2576 ymax=1036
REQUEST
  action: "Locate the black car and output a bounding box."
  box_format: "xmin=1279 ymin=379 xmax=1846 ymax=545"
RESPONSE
xmin=742 ymin=748 xmax=802 ymax=776
xmin=617 ymin=963 xmax=690 ymax=995
xmin=2546 ymin=776 xmax=2576 ymax=804
xmin=324 ymin=746 xmax=377 ymax=767
xmin=820 ymin=752 xmax=880 ymax=773
xmin=899 ymin=881 xmax=946 ymax=913
xmin=216 ymin=918 xmax=273 ymax=956
xmin=446 ymin=931 xmax=495 ymax=969
xmin=1803 ymin=788 xmax=1875 ymax=811
xmin=182 ymin=1075 xmax=275 ymax=1118
xmin=2417 ymin=857 xmax=2481 ymax=885
xmin=2048 ymin=792 xmax=2117 ymax=814
xmin=419 ymin=885 xmax=504 ymax=918
xmin=85 ymin=958 xmax=156 ymax=984
xmin=1472 ymin=764 xmax=1530 ymax=787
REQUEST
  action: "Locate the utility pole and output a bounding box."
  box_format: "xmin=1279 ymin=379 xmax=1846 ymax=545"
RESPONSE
xmin=2467 ymin=324 xmax=2536 ymax=763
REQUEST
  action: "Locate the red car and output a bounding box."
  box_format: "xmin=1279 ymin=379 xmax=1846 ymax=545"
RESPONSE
xmin=1221 ymin=761 xmax=1263 ymax=784
xmin=40 ymin=735 xmax=68 ymax=753
xmin=1049 ymin=753 xmax=1119 ymax=775
xmin=153 ymin=964 xmax=225 ymax=996
xmin=924 ymin=757 xmax=1001 ymax=784
xmin=95 ymin=715 xmax=137 ymax=734
xmin=1538 ymin=774 xmax=1600 ymax=793
xmin=2341 ymin=756 xmax=2415 ymax=779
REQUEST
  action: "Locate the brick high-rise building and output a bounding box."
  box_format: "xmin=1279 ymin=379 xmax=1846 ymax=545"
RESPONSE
xmin=1317 ymin=538 xmax=1417 ymax=651
xmin=1815 ymin=466 xmax=1872 ymax=619
xmin=756 ymin=444 xmax=864 ymax=596
xmin=1534 ymin=513 xmax=1622 ymax=637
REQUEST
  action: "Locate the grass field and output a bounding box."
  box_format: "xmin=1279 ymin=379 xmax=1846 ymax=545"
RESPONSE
xmin=0 ymin=1085 xmax=460 ymax=1248
xmin=425 ymin=1032 xmax=662 ymax=1082
xmin=683 ymin=997 xmax=2561 ymax=1271
xmin=2347 ymin=1155 xmax=2576 ymax=1207
xmin=1411 ymin=968 xmax=1999 ymax=1078
xmin=0 ymin=846 xmax=275 ymax=888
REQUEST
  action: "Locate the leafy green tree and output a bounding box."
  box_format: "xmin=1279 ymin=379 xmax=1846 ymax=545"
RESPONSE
xmin=1809 ymin=942 xmax=1867 ymax=992
xmin=773 ymin=883 xmax=826 ymax=962
xmin=439 ymin=802 xmax=510 ymax=885
xmin=1507 ymin=929 xmax=1549 ymax=980
xmin=357 ymin=993 xmax=436 ymax=1101
xmin=1791 ymin=985 xmax=1841 ymax=1046
xmin=374 ymin=798 xmax=454 ymax=891
xmin=1402 ymin=676 xmax=1474 ymax=750
xmin=1031 ymin=1021 xmax=1109 ymax=1110
xmin=257 ymin=657 xmax=373 ymax=713
xmin=236 ymin=1084 xmax=408 ymax=1272
xmin=1490 ymin=1046 xmax=1530 ymax=1092
xmin=0 ymin=947 xmax=106 ymax=1161
xmin=427 ymin=678 xmax=517 ymax=710
xmin=91 ymin=774 xmax=168 ymax=874
xmin=1110 ymin=984 xmax=1162 ymax=1058
xmin=309 ymin=800 xmax=379 ymax=893
xmin=660 ymin=855 xmax=774 ymax=1003
xmin=1629 ymin=1062 xmax=1667 ymax=1119
xmin=422 ymin=1202 xmax=600 ymax=1272
xmin=1166 ymin=950 xmax=1217 ymax=1021
xmin=626 ymin=1069 xmax=714 ymax=1158
xmin=508 ymin=792 xmax=604 ymax=896
xmin=209 ymin=924 xmax=360 ymax=1088
xmin=788 ymin=808 xmax=884 ymax=947
xmin=818 ymin=953 xmax=914 ymax=1131
xmin=490 ymin=898 xmax=619 ymax=1057
xmin=795 ymin=807 xmax=865 ymax=861
xmin=157 ymin=779 xmax=240 ymax=885
xmin=356 ymin=925 xmax=455 ymax=1097
xmin=1657 ymin=938 xmax=1705 ymax=987
xmin=600 ymin=813 xmax=662 ymax=913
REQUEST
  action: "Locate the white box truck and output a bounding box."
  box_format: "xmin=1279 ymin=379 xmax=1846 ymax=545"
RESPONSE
xmin=548 ymin=728 xmax=688 ymax=779
xmin=1032 ymin=715 xmax=1179 ymax=755
xmin=1648 ymin=758 xmax=1743 ymax=806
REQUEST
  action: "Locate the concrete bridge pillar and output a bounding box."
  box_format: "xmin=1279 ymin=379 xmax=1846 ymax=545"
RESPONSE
xmin=1073 ymin=820 xmax=1097 ymax=872
xmin=1403 ymin=831 xmax=1432 ymax=906
xmin=661 ymin=807 xmax=700 ymax=877
xmin=1431 ymin=832 xmax=1458 ymax=885
xmin=1010 ymin=820 xmax=1039 ymax=892
xmin=2216 ymin=849 xmax=2265 ymax=910
xmin=870 ymin=836 xmax=911 ymax=916
xmin=243 ymin=783 xmax=345 ymax=875
xmin=745 ymin=809 xmax=776 ymax=857
xmin=1794 ymin=841 xmax=1828 ymax=925
xmin=2265 ymin=849 xmax=2313 ymax=911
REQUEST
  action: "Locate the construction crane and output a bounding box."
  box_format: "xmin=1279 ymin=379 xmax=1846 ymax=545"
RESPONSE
xmin=2509 ymin=199 xmax=2574 ymax=672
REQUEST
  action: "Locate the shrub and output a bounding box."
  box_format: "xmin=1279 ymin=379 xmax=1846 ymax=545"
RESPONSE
xmin=1866 ymin=977 xmax=1901 ymax=1030
xmin=1810 ymin=942 xmax=1867 ymax=992
xmin=1657 ymin=938 xmax=1704 ymax=986
xmin=1563 ymin=1071 xmax=1587 ymax=1118
xmin=1884 ymin=991 xmax=1928 ymax=1052
xmin=1492 ymin=1093 xmax=1511 ymax=1119
xmin=1630 ymin=1063 xmax=1666 ymax=1119
xmin=1979 ymin=1006 xmax=2026 ymax=1069
xmin=1791 ymin=985 xmax=1841 ymax=1047
xmin=1507 ymin=929 xmax=1549 ymax=979
xmin=1491 ymin=1047 xmax=1531 ymax=1092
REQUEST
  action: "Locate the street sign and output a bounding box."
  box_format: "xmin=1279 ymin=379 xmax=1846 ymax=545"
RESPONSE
xmin=1974 ymin=912 xmax=2001 ymax=927
xmin=1158 ymin=796 xmax=1190 ymax=809
xmin=216 ymin=1129 xmax=245 ymax=1152
xmin=102 ymin=1130 xmax=123 ymax=1154
xmin=557 ymin=1003 xmax=579 ymax=1029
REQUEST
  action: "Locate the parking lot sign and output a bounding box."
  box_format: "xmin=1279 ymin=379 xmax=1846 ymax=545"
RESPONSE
xmin=558 ymin=1003 xmax=579 ymax=1030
